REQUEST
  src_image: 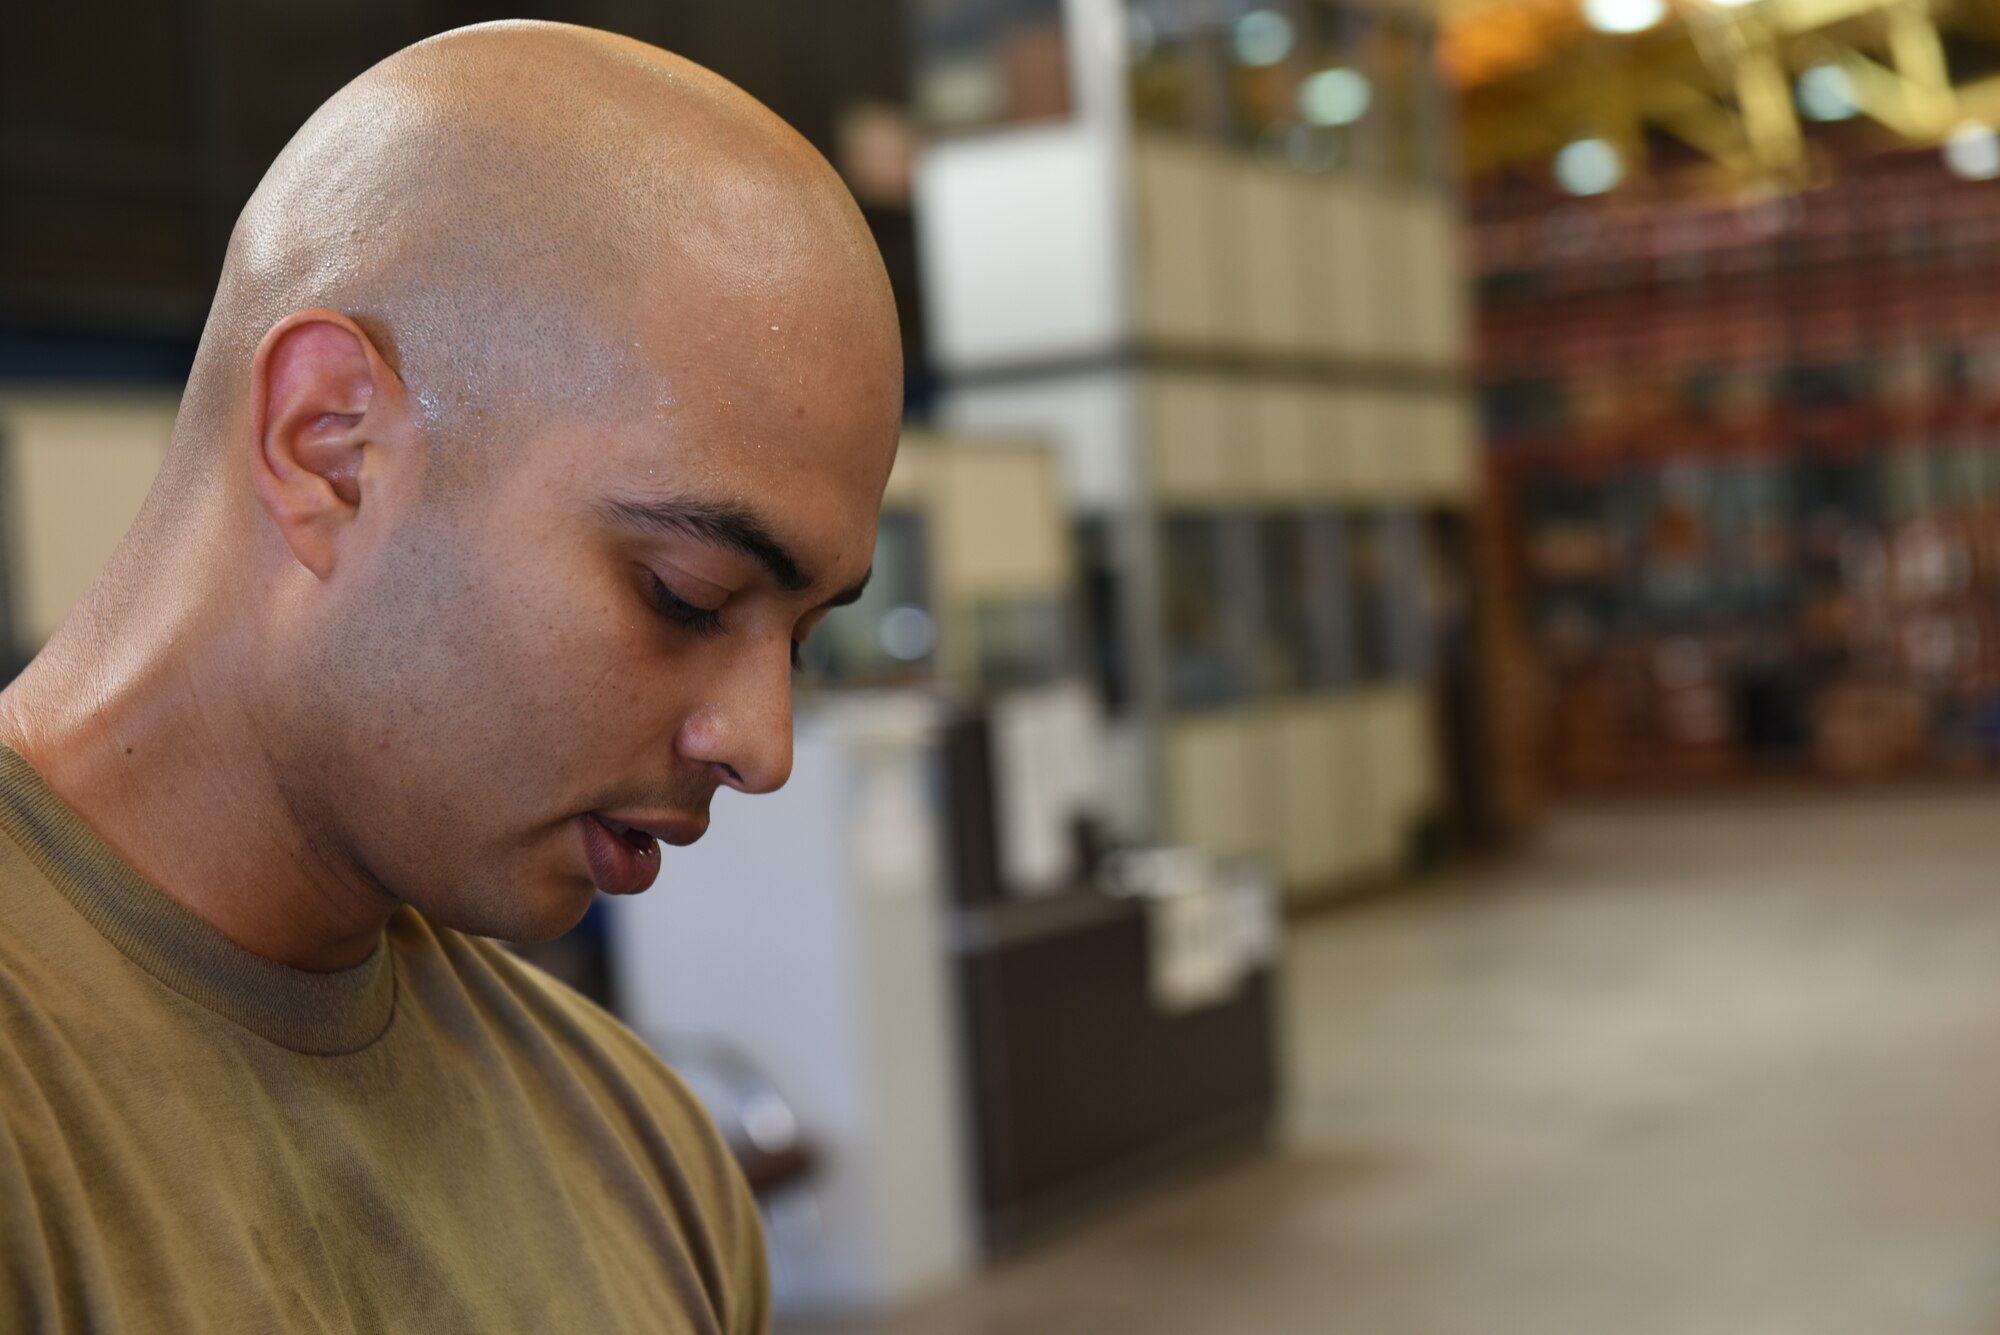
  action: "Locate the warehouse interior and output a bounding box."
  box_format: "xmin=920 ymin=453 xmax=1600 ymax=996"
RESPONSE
xmin=5 ymin=0 xmax=2000 ymax=1330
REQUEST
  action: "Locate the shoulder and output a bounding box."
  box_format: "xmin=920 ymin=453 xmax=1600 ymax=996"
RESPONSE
xmin=398 ymin=915 xmax=772 ymax=1332
xmin=450 ymin=926 xmax=679 ymax=1088
xmin=419 ymin=916 xmax=726 ymax=1155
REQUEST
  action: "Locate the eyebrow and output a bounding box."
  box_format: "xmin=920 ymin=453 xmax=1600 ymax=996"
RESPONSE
xmin=596 ymin=495 xmax=872 ymax=608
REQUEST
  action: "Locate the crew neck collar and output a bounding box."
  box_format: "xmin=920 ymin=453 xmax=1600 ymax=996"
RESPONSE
xmin=0 ymin=744 xmax=395 ymax=1056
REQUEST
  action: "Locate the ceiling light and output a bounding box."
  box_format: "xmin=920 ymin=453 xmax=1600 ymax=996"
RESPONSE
xmin=1582 ymin=0 xmax=1666 ymax=35
xmin=1944 ymin=122 xmax=2000 ymax=181
xmin=1796 ymin=65 xmax=1858 ymax=122
xmin=1298 ymin=68 xmax=1372 ymax=126
xmin=1555 ymin=138 xmax=1625 ymax=195
xmin=1233 ymin=10 xmax=1294 ymax=67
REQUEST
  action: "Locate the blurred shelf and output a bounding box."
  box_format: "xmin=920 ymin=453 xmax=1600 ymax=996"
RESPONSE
xmin=1476 ymin=147 xmax=2000 ymax=790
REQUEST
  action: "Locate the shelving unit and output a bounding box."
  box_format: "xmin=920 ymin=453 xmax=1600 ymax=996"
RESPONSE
xmin=1476 ymin=150 xmax=2000 ymax=786
xmin=913 ymin=0 xmax=1490 ymax=900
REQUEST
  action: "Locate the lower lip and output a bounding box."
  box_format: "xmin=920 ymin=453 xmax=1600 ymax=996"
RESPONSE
xmin=578 ymin=814 xmax=662 ymax=895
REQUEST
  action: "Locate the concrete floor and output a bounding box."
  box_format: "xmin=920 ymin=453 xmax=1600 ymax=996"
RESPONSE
xmin=780 ymin=791 xmax=2000 ymax=1335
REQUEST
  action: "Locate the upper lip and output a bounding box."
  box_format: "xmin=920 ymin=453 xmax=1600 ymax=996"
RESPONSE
xmin=595 ymin=810 xmax=708 ymax=847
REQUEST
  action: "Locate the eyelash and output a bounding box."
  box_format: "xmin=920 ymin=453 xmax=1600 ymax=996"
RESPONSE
xmin=644 ymin=572 xmax=805 ymax=671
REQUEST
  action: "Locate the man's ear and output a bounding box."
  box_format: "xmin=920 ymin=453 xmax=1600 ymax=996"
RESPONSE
xmin=247 ymin=309 xmax=413 ymax=581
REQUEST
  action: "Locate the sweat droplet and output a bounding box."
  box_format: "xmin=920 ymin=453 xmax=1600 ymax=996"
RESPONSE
xmin=769 ymin=324 xmax=779 ymax=331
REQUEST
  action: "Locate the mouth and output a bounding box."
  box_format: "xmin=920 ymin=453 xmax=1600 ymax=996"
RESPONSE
xmin=575 ymin=808 xmax=707 ymax=896
xmin=579 ymin=813 xmax=659 ymax=895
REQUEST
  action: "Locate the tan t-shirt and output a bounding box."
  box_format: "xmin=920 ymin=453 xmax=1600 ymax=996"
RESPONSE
xmin=0 ymin=745 xmax=769 ymax=1333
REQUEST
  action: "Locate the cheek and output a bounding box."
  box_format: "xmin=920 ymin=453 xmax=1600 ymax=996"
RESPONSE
xmin=328 ymin=530 xmax=690 ymax=838
xmin=479 ymin=559 xmax=694 ymax=773
xmin=343 ymin=547 xmax=582 ymax=797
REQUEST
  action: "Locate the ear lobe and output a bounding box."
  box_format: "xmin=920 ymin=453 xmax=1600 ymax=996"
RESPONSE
xmin=248 ymin=309 xmax=409 ymax=581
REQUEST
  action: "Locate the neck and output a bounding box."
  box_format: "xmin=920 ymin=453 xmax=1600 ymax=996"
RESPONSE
xmin=0 ymin=559 xmax=396 ymax=973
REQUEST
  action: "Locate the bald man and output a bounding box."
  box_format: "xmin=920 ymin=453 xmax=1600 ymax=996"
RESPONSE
xmin=0 ymin=20 xmax=901 ymax=1334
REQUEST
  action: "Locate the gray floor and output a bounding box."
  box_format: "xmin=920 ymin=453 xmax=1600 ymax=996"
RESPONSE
xmin=781 ymin=791 xmax=2000 ymax=1334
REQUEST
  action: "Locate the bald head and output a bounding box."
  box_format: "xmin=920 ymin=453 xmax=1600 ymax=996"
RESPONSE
xmin=2 ymin=21 xmax=904 ymax=961
xmin=172 ymin=20 xmax=895 ymax=497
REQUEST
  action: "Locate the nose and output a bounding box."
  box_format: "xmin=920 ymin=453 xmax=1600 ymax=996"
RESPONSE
xmin=676 ymin=639 xmax=795 ymax=795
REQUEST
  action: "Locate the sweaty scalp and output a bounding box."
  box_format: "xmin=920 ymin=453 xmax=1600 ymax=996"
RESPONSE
xmin=166 ymin=20 xmax=889 ymax=502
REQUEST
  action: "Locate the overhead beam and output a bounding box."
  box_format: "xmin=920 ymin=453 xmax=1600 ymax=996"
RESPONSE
xmin=1457 ymin=0 xmax=1997 ymax=183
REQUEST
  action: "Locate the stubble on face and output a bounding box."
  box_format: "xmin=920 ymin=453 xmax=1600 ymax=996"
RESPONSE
xmin=270 ymin=466 xmax=661 ymax=945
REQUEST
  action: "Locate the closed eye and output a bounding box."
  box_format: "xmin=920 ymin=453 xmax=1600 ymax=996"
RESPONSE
xmin=643 ymin=571 xmax=724 ymax=638
xmin=646 ymin=570 xmax=808 ymax=672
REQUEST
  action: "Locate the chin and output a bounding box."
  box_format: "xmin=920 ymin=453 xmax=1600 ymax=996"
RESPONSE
xmin=417 ymin=871 xmax=598 ymax=946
